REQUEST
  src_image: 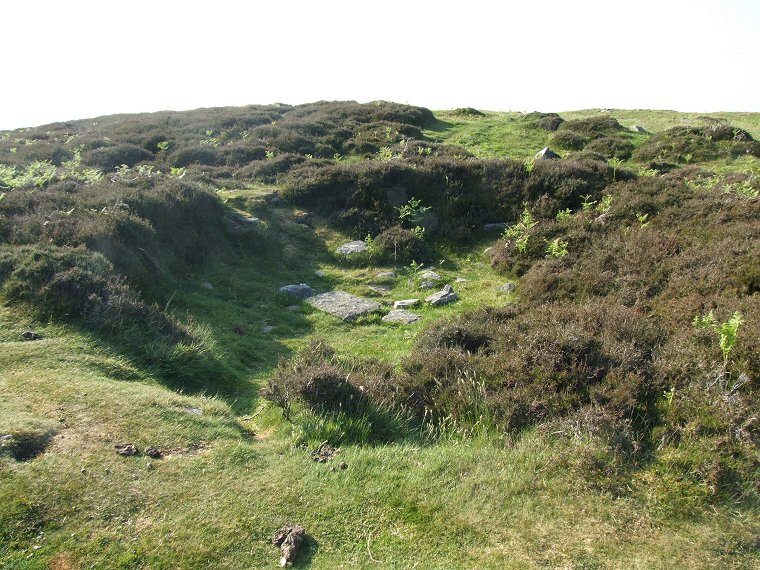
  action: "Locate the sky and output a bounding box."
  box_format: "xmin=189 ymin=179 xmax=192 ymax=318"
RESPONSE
xmin=3 ymin=0 xmax=759 ymax=129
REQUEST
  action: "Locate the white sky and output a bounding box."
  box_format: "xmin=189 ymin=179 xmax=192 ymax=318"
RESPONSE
xmin=3 ymin=0 xmax=759 ymax=129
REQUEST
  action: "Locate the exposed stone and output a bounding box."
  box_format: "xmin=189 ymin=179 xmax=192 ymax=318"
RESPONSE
xmin=184 ymin=407 xmax=203 ymax=415
xmin=312 ymin=443 xmax=340 ymax=463
xmin=631 ymin=125 xmax=648 ymax=133
xmin=114 ymin=443 xmax=138 ymax=457
xmin=419 ymin=269 xmax=441 ymax=281
xmin=306 ymin=291 xmax=381 ymax=321
xmin=393 ymin=299 xmax=420 ymax=309
xmin=314 ymin=269 xmax=326 ymax=278
xmin=419 ymin=281 xmax=437 ymax=290
xmin=382 ymin=310 xmax=422 ymax=324
xmin=483 ymin=223 xmax=508 ymax=231
xmin=425 ymin=284 xmax=459 ymax=306
xmin=240 ymin=216 xmax=260 ymax=224
xmin=279 ymin=284 xmax=313 ymax=298
xmin=21 ymin=331 xmax=41 ymax=341
xmin=144 ymin=447 xmax=163 ymax=459
xmin=261 ymin=325 xmax=274 ymax=334
xmin=336 ymin=241 xmax=368 ymax=255
xmin=272 ymin=525 xmax=306 ymax=568
xmin=286 ymin=305 xmax=300 ymax=312
xmin=498 ymin=283 xmax=516 ymax=293
xmin=367 ymin=285 xmax=392 ymax=296
xmin=535 ymin=146 xmax=560 ymax=160
xmin=375 ymin=270 xmax=396 ymax=279
xmin=200 ymin=281 xmax=214 ymax=290
xmin=455 ymin=277 xmax=468 ymax=283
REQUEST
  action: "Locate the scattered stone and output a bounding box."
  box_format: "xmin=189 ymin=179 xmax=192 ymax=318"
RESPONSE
xmin=382 ymin=310 xmax=422 ymax=324
xmin=455 ymin=277 xmax=468 ymax=283
xmin=114 ymin=443 xmax=138 ymax=457
xmin=425 ymin=284 xmax=459 ymax=306
xmin=279 ymin=284 xmax=313 ymax=298
xmin=261 ymin=325 xmax=274 ymax=334
xmin=306 ymin=291 xmax=381 ymax=321
xmin=367 ymin=285 xmax=392 ymax=296
xmin=312 ymin=442 xmax=341 ymax=463
xmin=271 ymin=525 xmax=306 ymax=568
xmin=184 ymin=407 xmax=203 ymax=415
xmin=375 ymin=270 xmax=396 ymax=279
xmin=483 ymin=222 xmax=508 ymax=231
xmin=498 ymin=283 xmax=516 ymax=293
xmin=335 ymin=241 xmax=368 ymax=255
xmin=631 ymin=125 xmax=648 ymax=133
xmin=535 ymin=146 xmax=560 ymax=160
xmin=419 ymin=281 xmax=437 ymax=290
xmin=144 ymin=447 xmax=163 ymax=459
xmin=200 ymin=281 xmax=214 ymax=290
xmin=419 ymin=269 xmax=441 ymax=281
xmin=393 ymin=299 xmax=420 ymax=309
xmin=286 ymin=305 xmax=300 ymax=312
xmin=20 ymin=331 xmax=41 ymax=341
xmin=240 ymin=216 xmax=260 ymax=224
xmin=314 ymin=269 xmax=326 ymax=278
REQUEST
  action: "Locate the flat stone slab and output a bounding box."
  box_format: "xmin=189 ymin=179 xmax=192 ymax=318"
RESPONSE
xmin=336 ymin=241 xmax=368 ymax=255
xmin=382 ymin=309 xmax=422 ymax=324
xmin=393 ymin=299 xmax=420 ymax=309
xmin=307 ymin=291 xmax=382 ymax=321
xmin=367 ymin=285 xmax=392 ymax=296
xmin=419 ymin=269 xmax=441 ymax=281
xmin=279 ymin=284 xmax=314 ymax=298
xmin=419 ymin=280 xmax=437 ymax=290
xmin=425 ymin=284 xmax=458 ymax=306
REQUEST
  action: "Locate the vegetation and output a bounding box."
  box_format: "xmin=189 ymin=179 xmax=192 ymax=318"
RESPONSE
xmin=1 ymin=101 xmax=759 ymax=568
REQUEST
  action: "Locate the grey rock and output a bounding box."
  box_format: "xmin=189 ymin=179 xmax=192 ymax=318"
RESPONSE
xmin=314 ymin=269 xmax=326 ymax=278
xmin=425 ymin=284 xmax=459 ymax=306
xmin=286 ymin=305 xmax=300 ymax=312
xmin=535 ymin=147 xmax=560 ymax=160
xmin=279 ymin=284 xmax=313 ymax=298
xmin=240 ymin=216 xmax=260 ymax=224
xmin=336 ymin=241 xmax=368 ymax=255
xmin=382 ymin=310 xmax=422 ymax=324
xmin=21 ymin=330 xmax=41 ymax=341
xmin=419 ymin=270 xmax=441 ymax=281
xmin=184 ymin=407 xmax=203 ymax=415
xmin=498 ymin=283 xmax=516 ymax=293
xmin=455 ymin=277 xmax=468 ymax=283
xmin=261 ymin=325 xmax=274 ymax=334
xmin=367 ymin=285 xmax=392 ymax=296
xmin=200 ymin=281 xmax=214 ymax=290
xmin=115 ymin=443 xmax=138 ymax=457
xmin=483 ymin=223 xmax=508 ymax=231
xmin=393 ymin=299 xmax=420 ymax=309
xmin=419 ymin=281 xmax=437 ymax=290
xmin=306 ymin=291 xmax=382 ymax=321
xmin=631 ymin=125 xmax=648 ymax=133
xmin=376 ymin=270 xmax=396 ymax=279
xmin=272 ymin=525 xmax=305 ymax=568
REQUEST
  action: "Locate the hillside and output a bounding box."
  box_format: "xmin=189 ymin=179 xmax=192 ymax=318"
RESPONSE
xmin=1 ymin=102 xmax=759 ymax=569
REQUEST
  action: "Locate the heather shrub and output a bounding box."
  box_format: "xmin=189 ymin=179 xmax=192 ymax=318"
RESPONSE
xmin=633 ymin=124 xmax=760 ymax=164
xmin=372 ymin=225 xmax=427 ymax=264
xmin=450 ymin=107 xmax=485 ymax=117
xmin=550 ymin=130 xmax=588 ymax=150
xmin=585 ymin=136 xmax=634 ymax=159
xmin=559 ymin=116 xmax=625 ymax=137
xmin=170 ymin=146 xmax=219 ymax=167
xmin=82 ymin=144 xmax=154 ymax=171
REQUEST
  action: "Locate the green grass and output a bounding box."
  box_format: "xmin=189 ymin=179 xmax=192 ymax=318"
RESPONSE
xmin=2 ymin=110 xmax=760 ymax=568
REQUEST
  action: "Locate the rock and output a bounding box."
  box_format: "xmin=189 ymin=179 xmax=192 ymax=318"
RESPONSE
xmin=419 ymin=269 xmax=441 ymax=281
xmin=200 ymin=281 xmax=214 ymax=290
xmin=631 ymin=125 xmax=648 ymax=133
xmin=20 ymin=331 xmax=41 ymax=341
xmin=286 ymin=305 xmax=300 ymax=312
xmin=267 ymin=191 xmax=282 ymax=203
xmin=425 ymin=284 xmax=459 ymax=306
xmin=393 ymin=299 xmax=420 ymax=309
xmin=261 ymin=325 xmax=274 ymax=334
xmin=535 ymin=147 xmax=560 ymax=160
xmin=367 ymin=285 xmax=392 ymax=296
xmin=375 ymin=270 xmax=396 ymax=279
xmin=279 ymin=284 xmax=313 ymax=298
xmin=335 ymin=241 xmax=368 ymax=255
xmin=483 ymin=223 xmax=508 ymax=231
xmin=184 ymin=407 xmax=203 ymax=415
xmin=455 ymin=277 xmax=468 ymax=283
xmin=306 ymin=291 xmax=382 ymax=321
xmin=114 ymin=443 xmax=138 ymax=457
xmin=314 ymin=269 xmax=326 ymax=278
xmin=240 ymin=216 xmax=260 ymax=224
xmin=419 ymin=281 xmax=437 ymax=290
xmin=382 ymin=310 xmax=422 ymax=324
xmin=272 ymin=525 xmax=306 ymax=568
xmin=312 ymin=443 xmax=340 ymax=463
xmin=144 ymin=447 xmax=163 ymax=459
xmin=498 ymin=283 xmax=516 ymax=293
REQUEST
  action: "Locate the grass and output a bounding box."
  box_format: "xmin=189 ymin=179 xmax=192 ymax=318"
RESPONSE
xmin=2 ymin=107 xmax=760 ymax=568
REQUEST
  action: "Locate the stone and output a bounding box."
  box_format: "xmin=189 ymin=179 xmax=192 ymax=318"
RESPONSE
xmin=335 ymin=240 xmax=368 ymax=255
xmin=261 ymin=325 xmax=274 ymax=334
xmin=419 ymin=269 xmax=441 ymax=280
xmin=272 ymin=525 xmax=306 ymax=568
xmin=306 ymin=291 xmax=382 ymax=321
xmin=367 ymin=285 xmax=392 ymax=296
xmin=425 ymin=284 xmax=459 ymax=306
xmin=455 ymin=277 xmax=468 ymax=283
xmin=314 ymin=269 xmax=326 ymax=278
xmin=535 ymin=146 xmax=560 ymax=160
xmin=631 ymin=125 xmax=648 ymax=133
xmin=279 ymin=284 xmax=313 ymax=298
xmin=419 ymin=281 xmax=437 ymax=290
xmin=184 ymin=407 xmax=203 ymax=415
xmin=115 ymin=443 xmax=138 ymax=457
xmin=393 ymin=299 xmax=420 ymax=309
xmin=312 ymin=443 xmax=340 ymax=463
xmin=286 ymin=305 xmax=300 ymax=312
xmin=21 ymin=330 xmax=41 ymax=341
xmin=483 ymin=223 xmax=508 ymax=231
xmin=240 ymin=216 xmax=260 ymax=224
xmin=498 ymin=283 xmax=516 ymax=293
xmin=144 ymin=447 xmax=163 ymax=459
xmin=375 ymin=270 xmax=396 ymax=279
xmin=200 ymin=281 xmax=214 ymax=290
xmin=382 ymin=310 xmax=422 ymax=324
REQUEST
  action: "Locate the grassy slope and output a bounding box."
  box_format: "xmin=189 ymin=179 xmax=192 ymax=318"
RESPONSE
xmin=2 ymin=110 xmax=760 ymax=569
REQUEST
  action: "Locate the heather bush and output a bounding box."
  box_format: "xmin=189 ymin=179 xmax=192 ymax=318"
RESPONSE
xmin=82 ymin=144 xmax=154 ymax=171
xmin=170 ymin=146 xmax=219 ymax=167
xmin=585 ymin=136 xmax=634 ymax=159
xmin=633 ymin=124 xmax=760 ymax=164
xmin=372 ymin=225 xmax=427 ymax=264
xmin=550 ymin=130 xmax=588 ymax=150
xmin=559 ymin=116 xmax=625 ymax=137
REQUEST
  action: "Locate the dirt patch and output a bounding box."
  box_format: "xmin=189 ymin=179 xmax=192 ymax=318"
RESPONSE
xmin=48 ymin=552 xmax=78 ymax=570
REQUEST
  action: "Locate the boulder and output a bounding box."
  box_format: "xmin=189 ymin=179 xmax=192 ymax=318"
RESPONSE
xmin=498 ymin=283 xmax=516 ymax=293
xmin=367 ymin=285 xmax=392 ymax=296
xmin=375 ymin=270 xmax=396 ymax=279
xmin=419 ymin=269 xmax=441 ymax=281
xmin=382 ymin=310 xmax=422 ymax=324
xmin=425 ymin=284 xmax=458 ymax=306
xmin=272 ymin=525 xmax=306 ymax=568
xmin=419 ymin=281 xmax=437 ymax=290
xmin=336 ymin=241 xmax=368 ymax=255
xmin=534 ymin=147 xmax=560 ymax=160
xmin=279 ymin=284 xmax=313 ymax=298
xmin=393 ymin=299 xmax=420 ymax=309
xmin=306 ymin=291 xmax=382 ymax=321
xmin=21 ymin=331 xmax=41 ymax=341
xmin=631 ymin=125 xmax=648 ymax=133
